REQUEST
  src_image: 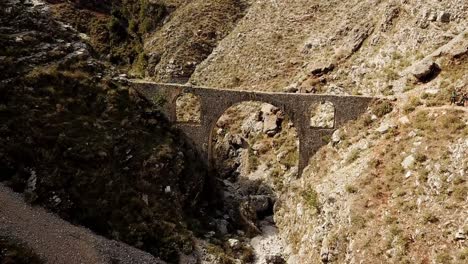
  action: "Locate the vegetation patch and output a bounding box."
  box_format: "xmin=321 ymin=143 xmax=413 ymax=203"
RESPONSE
xmin=372 ymin=100 xmax=393 ymax=117
xmin=49 ymin=0 xmax=168 ymax=75
xmin=302 ymin=187 xmax=321 ymax=213
xmin=0 ymin=236 xmax=43 ymax=264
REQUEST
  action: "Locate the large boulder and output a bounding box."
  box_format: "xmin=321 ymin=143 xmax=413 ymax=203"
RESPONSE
xmin=261 ymin=104 xmax=283 ymax=136
xmin=409 ymin=60 xmax=441 ymax=82
xmin=241 ymin=112 xmax=263 ymax=137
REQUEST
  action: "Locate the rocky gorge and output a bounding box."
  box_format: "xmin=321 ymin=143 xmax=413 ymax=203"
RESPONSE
xmin=1 ymin=0 xmax=467 ymax=264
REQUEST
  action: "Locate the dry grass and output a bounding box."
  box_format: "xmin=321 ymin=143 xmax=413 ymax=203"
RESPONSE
xmin=279 ymin=103 xmax=467 ymax=263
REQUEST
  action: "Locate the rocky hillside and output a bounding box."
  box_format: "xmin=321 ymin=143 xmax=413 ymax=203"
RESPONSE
xmin=0 ymin=1 xmax=205 ymax=262
xmin=1 ymin=0 xmax=467 ymax=263
xmin=142 ymin=0 xmax=467 ymax=263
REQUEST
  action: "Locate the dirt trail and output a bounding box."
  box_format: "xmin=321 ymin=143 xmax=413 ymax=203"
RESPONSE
xmin=0 ymin=184 xmax=166 ymax=264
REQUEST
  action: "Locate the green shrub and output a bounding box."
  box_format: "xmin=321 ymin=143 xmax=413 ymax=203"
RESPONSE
xmin=345 ymin=184 xmax=358 ymax=193
xmin=302 ymin=188 xmax=321 ymax=213
xmin=152 ymin=93 xmax=167 ymax=108
xmin=422 ymin=212 xmax=439 ymax=224
xmin=373 ymin=101 xmax=393 ymax=117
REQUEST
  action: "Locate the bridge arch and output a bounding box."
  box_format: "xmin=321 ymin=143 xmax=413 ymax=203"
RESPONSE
xmin=309 ymin=100 xmax=336 ymax=128
xmin=175 ymin=92 xmax=202 ymax=124
xmin=207 ymin=101 xmax=299 ymax=179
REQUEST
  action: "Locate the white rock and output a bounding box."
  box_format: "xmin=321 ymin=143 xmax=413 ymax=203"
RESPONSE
xmin=424 ymin=88 xmax=439 ymax=95
xmin=296 ymin=203 xmax=303 ymax=217
xmin=405 ymin=171 xmax=413 ymax=178
xmin=399 ymin=116 xmax=410 ymax=125
xmin=142 ymin=194 xmax=149 ymax=205
xmin=165 ymin=186 xmax=171 ymax=193
xmin=331 ymin=129 xmax=341 ymax=143
xmin=228 ymin=238 xmax=241 ymax=249
xmin=401 ymin=155 xmax=415 ymax=170
xmin=78 ymin=33 xmax=90 ymax=40
xmin=376 ymin=123 xmax=391 ymax=133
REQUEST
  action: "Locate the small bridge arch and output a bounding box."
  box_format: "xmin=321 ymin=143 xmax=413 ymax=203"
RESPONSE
xmin=131 ymin=81 xmax=374 ymax=176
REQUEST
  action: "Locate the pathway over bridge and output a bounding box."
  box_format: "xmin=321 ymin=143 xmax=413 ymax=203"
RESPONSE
xmin=131 ymin=81 xmax=375 ymax=176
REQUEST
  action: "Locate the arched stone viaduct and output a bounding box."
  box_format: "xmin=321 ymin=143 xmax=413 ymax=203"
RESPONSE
xmin=131 ymin=81 xmax=374 ymax=176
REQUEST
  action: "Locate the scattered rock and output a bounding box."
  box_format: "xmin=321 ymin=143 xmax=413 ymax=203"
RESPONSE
xmin=320 ymin=238 xmax=330 ymax=263
xmin=309 ymin=62 xmax=335 ymax=77
xmin=276 ymin=151 xmax=288 ymax=162
xmin=204 ymin=231 xmax=215 ymax=238
xmin=376 ymin=123 xmax=392 ymax=134
xmin=455 ymin=230 xmax=466 ymax=241
xmin=347 ymin=22 xmax=374 ymax=53
xmin=405 ymin=171 xmax=412 ymax=178
xmin=428 ymin=12 xmax=437 ymax=22
xmin=229 ymin=134 xmax=245 ymax=149
xmin=228 ymin=238 xmax=241 ymax=250
xmin=401 ymin=155 xmax=415 ymax=170
xmin=142 ymin=194 xmax=149 ymax=205
xmin=437 ymin=11 xmax=450 ymax=23
xmin=331 ymin=129 xmax=341 ymax=143
xmin=26 ymin=169 xmax=37 ymax=193
xmin=398 ymin=116 xmax=410 ymax=125
xmin=380 ymin=5 xmax=400 ymax=32
xmin=216 ymin=115 xmax=230 ymax=128
xmin=266 ymin=254 xmax=286 ymax=264
xmin=252 ymin=141 xmax=269 ymax=154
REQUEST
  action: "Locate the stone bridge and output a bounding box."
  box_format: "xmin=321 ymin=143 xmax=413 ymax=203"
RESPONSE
xmin=131 ymin=81 xmax=374 ymax=176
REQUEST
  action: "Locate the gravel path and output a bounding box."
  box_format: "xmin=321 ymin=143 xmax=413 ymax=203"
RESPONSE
xmin=0 ymin=184 xmax=166 ymax=264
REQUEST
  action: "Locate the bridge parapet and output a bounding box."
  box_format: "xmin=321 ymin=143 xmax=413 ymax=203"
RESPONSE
xmin=131 ymin=80 xmax=374 ymax=176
